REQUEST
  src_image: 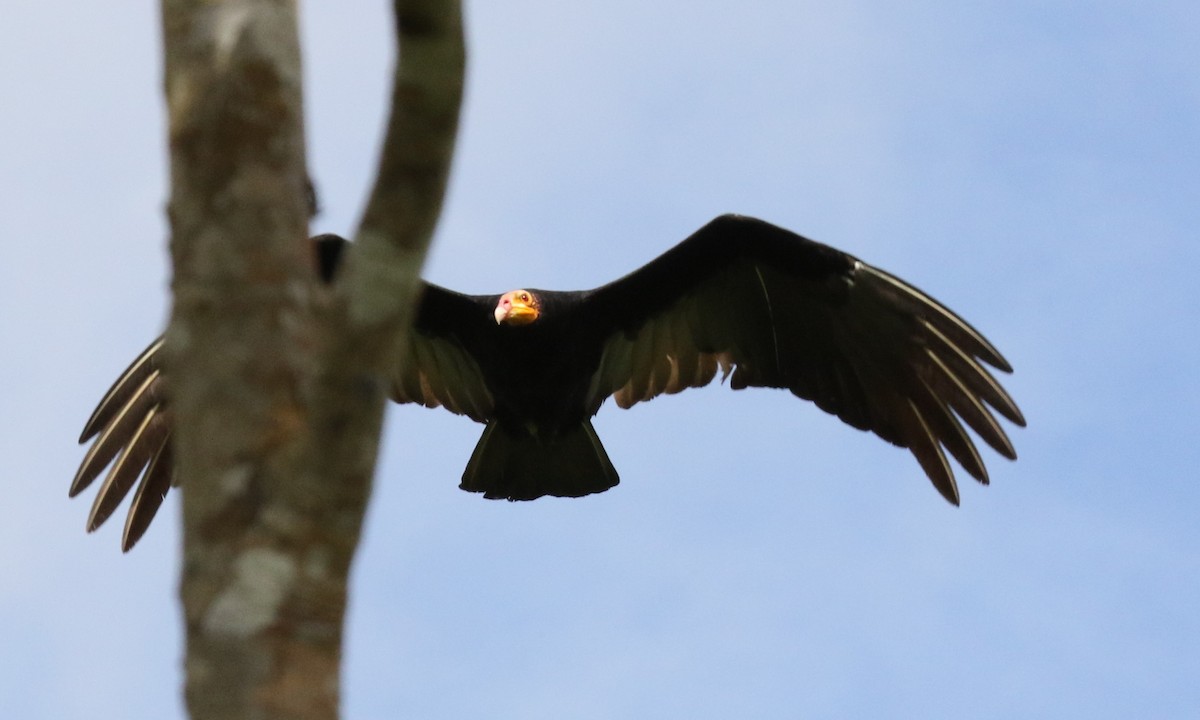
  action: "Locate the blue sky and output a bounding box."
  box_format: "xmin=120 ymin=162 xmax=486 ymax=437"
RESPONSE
xmin=2 ymin=1 xmax=1197 ymax=718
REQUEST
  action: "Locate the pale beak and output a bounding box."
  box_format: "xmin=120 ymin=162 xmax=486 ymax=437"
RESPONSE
xmin=495 ymin=292 xmax=539 ymax=326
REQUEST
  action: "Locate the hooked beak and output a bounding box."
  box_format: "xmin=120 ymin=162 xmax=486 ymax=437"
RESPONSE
xmin=495 ymin=291 xmax=539 ymax=326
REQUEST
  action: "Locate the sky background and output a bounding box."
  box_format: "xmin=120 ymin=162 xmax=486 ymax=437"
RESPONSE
xmin=2 ymin=1 xmax=1198 ymax=718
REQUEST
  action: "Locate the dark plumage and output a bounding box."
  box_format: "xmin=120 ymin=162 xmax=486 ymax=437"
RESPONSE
xmin=71 ymin=215 xmax=1024 ymax=550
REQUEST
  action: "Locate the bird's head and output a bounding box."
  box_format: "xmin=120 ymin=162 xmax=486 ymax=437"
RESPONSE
xmin=494 ymin=290 xmax=541 ymax=326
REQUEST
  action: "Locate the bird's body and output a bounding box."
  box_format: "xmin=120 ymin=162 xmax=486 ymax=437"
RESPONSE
xmin=71 ymin=215 xmax=1025 ymax=550
xmin=412 ymin=287 xmax=624 ymax=500
xmin=451 ymin=291 xmax=605 ymax=430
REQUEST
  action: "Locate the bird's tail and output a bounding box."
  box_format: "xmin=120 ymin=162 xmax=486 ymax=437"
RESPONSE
xmin=460 ymin=420 xmax=619 ymax=501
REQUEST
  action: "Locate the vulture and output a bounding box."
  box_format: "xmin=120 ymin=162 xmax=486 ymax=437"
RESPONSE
xmin=70 ymin=214 xmax=1025 ymax=551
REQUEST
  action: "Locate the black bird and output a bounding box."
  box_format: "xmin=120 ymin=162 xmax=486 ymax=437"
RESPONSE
xmin=71 ymin=215 xmax=1025 ymax=551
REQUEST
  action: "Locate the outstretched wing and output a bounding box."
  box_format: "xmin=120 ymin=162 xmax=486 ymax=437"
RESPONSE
xmin=389 ymin=283 xmax=494 ymax=422
xmin=71 ymin=243 xmax=495 ymax=551
xmin=581 ymin=214 xmax=1025 ymax=503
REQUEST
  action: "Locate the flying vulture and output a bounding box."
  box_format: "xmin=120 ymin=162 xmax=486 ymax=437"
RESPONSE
xmin=70 ymin=214 xmax=1024 ymax=551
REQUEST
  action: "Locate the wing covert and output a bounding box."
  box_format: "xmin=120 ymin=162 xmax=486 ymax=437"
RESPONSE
xmin=389 ymin=283 xmax=494 ymax=423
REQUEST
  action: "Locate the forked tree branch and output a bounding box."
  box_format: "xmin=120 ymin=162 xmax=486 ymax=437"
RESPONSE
xmin=160 ymin=0 xmax=464 ymax=718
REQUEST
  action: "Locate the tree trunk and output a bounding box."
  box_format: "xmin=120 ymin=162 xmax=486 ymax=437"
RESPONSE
xmin=160 ymin=1 xmax=464 ymax=718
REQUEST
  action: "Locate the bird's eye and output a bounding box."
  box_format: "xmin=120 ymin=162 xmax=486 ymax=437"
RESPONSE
xmin=520 ymin=293 xmax=530 ymax=302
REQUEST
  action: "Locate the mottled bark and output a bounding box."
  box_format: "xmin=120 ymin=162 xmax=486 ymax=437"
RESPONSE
xmin=350 ymin=0 xmax=466 ymax=329
xmin=160 ymin=0 xmax=464 ymax=718
xmin=306 ymin=0 xmax=465 ymax=530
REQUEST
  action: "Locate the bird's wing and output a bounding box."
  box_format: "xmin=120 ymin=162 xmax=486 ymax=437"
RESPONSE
xmin=581 ymin=214 xmax=1025 ymax=503
xmin=315 ymin=234 xmax=493 ymax=420
xmin=71 ymin=283 xmax=492 ymax=551
xmin=389 ymin=283 xmax=494 ymax=423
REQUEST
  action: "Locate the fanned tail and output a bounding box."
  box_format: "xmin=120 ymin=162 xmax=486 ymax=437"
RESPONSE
xmin=461 ymin=420 xmax=619 ymax=501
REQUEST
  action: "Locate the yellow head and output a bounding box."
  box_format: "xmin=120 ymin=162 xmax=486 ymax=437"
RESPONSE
xmin=494 ymin=290 xmax=540 ymax=326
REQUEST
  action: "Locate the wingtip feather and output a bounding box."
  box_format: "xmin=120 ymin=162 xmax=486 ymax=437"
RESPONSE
xmin=78 ymin=337 xmax=164 ymax=443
